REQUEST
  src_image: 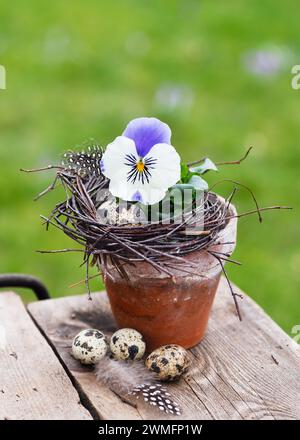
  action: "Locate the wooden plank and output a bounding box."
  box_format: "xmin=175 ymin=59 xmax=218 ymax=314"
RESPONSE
xmin=0 ymin=292 xmax=92 ymax=420
xmin=28 ymin=278 xmax=300 ymax=420
xmin=187 ymin=279 xmax=300 ymax=420
xmin=28 ymin=293 xmax=142 ymax=420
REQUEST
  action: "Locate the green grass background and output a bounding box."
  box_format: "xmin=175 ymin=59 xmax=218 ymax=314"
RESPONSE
xmin=0 ymin=0 xmax=299 ymax=335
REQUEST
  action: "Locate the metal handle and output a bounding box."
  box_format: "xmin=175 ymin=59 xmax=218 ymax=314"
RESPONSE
xmin=0 ymin=274 xmax=50 ymax=300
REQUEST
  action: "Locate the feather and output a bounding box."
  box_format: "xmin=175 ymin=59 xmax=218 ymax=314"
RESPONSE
xmin=95 ymin=357 xmax=182 ymax=416
xmin=62 ymin=144 xmax=103 ymax=177
xmin=130 ymin=384 xmax=181 ymax=416
xmin=95 ymin=356 xmax=153 ymax=394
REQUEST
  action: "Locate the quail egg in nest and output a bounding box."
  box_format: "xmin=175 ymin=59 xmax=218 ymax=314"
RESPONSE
xmin=72 ymin=329 xmax=108 ymax=365
xmin=145 ymin=344 xmax=190 ymax=381
xmin=96 ymin=198 xmax=147 ymax=226
xmin=110 ymin=328 xmax=146 ymax=360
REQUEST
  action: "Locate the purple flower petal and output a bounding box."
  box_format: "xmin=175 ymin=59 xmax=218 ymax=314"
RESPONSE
xmin=100 ymin=159 xmax=105 ymax=173
xmin=132 ymin=190 xmax=144 ymax=203
xmin=123 ymin=117 xmax=171 ymax=157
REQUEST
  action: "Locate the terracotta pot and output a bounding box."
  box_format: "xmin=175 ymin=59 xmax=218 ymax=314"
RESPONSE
xmin=103 ymin=198 xmax=237 ymax=351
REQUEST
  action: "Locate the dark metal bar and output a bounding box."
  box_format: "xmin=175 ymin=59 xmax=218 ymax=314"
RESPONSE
xmin=0 ymin=274 xmax=50 ymax=300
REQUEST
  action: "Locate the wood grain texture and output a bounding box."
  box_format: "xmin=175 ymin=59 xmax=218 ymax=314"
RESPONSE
xmin=28 ymin=293 xmax=142 ymax=420
xmin=28 ymin=278 xmax=300 ymax=420
xmin=0 ymin=292 xmax=92 ymax=420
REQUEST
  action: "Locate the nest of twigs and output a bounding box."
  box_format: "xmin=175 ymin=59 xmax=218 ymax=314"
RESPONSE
xmin=44 ymin=170 xmax=231 ymax=273
xmin=22 ymin=157 xmax=289 ymax=320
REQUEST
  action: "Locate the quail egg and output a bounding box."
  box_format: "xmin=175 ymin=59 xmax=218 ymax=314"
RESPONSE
xmin=145 ymin=344 xmax=190 ymax=381
xmin=110 ymin=328 xmax=146 ymax=360
xmin=72 ymin=329 xmax=108 ymax=365
xmin=97 ymin=199 xmax=147 ymax=225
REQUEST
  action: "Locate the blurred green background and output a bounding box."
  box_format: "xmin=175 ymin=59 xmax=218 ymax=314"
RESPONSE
xmin=0 ymin=0 xmax=299 ymax=335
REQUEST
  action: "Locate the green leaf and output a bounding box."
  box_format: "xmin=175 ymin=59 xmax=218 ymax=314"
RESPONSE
xmin=188 ymin=175 xmax=209 ymax=190
xmin=180 ymin=163 xmax=191 ymax=183
xmin=173 ymin=183 xmax=195 ymax=191
xmin=190 ymin=158 xmax=218 ymax=175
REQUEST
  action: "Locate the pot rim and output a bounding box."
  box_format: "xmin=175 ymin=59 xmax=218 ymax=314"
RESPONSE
xmin=102 ymin=194 xmax=238 ymax=280
xmin=212 ymin=194 xmax=237 ymax=244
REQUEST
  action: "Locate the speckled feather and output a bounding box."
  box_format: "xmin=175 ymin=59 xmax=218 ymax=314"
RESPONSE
xmin=130 ymin=383 xmax=181 ymax=416
xmin=95 ymin=357 xmax=181 ymax=416
xmin=62 ymin=144 xmax=103 ymax=176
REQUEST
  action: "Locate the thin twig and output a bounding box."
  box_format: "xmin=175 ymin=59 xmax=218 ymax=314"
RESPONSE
xmin=20 ymin=165 xmax=64 ymax=173
xmin=209 ymin=179 xmax=263 ymax=222
xmin=86 ymin=253 xmax=92 ymax=300
xmin=36 ymin=249 xmax=84 ymax=254
xmin=68 ymin=273 xmax=101 ymax=289
xmin=187 ymin=156 xmax=206 ymax=167
xmin=187 ymin=147 xmax=252 ymax=167
xmin=208 ymin=251 xmax=242 ymax=266
xmin=215 ymin=147 xmax=253 ymax=166
xmin=179 ymin=230 xmax=211 ymax=236
xmin=212 ymin=254 xmax=243 ymax=321
xmin=235 ymin=205 xmax=292 ymax=219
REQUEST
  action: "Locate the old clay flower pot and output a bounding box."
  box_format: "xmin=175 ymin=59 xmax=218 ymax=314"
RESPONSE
xmin=103 ymin=197 xmax=237 ymax=351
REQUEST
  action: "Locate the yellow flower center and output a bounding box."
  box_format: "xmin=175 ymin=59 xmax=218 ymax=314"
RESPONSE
xmin=136 ymin=160 xmax=145 ymax=173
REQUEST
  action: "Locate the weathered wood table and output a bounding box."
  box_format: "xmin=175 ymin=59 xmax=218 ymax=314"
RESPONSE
xmin=1 ymin=278 xmax=300 ymax=420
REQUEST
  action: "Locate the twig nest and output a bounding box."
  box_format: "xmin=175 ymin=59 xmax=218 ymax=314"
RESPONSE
xmin=72 ymin=329 xmax=108 ymax=365
xmin=145 ymin=344 xmax=190 ymax=381
xmin=110 ymin=328 xmax=146 ymax=360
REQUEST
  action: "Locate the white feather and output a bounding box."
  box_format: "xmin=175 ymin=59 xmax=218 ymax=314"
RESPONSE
xmin=95 ymin=357 xmax=182 ymax=416
xmin=95 ymin=356 xmax=154 ymax=394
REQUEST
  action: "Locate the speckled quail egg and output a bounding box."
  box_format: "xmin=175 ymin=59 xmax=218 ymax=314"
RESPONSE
xmin=72 ymin=329 xmax=108 ymax=365
xmin=96 ymin=199 xmax=147 ymax=225
xmin=145 ymin=344 xmax=190 ymax=381
xmin=110 ymin=328 xmax=146 ymax=360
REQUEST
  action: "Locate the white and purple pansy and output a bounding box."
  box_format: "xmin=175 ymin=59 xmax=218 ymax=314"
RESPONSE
xmin=101 ymin=117 xmax=181 ymax=205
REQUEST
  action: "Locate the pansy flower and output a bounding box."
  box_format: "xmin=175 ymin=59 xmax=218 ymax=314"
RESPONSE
xmin=101 ymin=117 xmax=181 ymax=205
